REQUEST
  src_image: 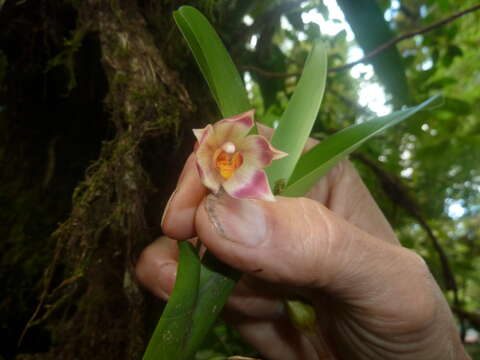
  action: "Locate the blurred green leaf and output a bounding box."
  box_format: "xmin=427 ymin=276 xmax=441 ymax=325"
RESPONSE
xmin=286 ymin=10 xmax=305 ymax=31
xmin=426 ymin=77 xmax=457 ymax=91
xmin=443 ymin=97 xmax=471 ymax=115
xmin=442 ymin=45 xmax=463 ymax=67
xmin=336 ymin=0 xmax=409 ymax=104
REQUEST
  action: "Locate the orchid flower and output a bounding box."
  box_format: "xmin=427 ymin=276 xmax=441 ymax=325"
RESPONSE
xmin=193 ymin=110 xmax=287 ymax=201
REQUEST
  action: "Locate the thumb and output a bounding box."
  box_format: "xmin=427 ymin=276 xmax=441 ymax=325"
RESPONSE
xmin=196 ymin=192 xmax=426 ymax=300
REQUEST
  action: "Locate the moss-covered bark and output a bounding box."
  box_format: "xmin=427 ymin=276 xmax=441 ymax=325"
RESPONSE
xmin=0 ymin=0 xmax=218 ymax=359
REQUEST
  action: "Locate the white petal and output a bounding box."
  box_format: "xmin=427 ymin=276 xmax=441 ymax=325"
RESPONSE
xmin=213 ymin=109 xmax=255 ymax=144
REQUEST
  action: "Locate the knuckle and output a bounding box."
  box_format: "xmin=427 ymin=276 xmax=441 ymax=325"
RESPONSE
xmin=294 ymin=197 xmax=337 ymax=286
xmin=134 ymin=241 xmax=163 ymax=285
xmin=398 ymin=249 xmax=439 ymax=330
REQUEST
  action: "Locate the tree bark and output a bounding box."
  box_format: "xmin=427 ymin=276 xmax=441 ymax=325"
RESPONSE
xmin=1 ymin=1 xmax=218 ymax=359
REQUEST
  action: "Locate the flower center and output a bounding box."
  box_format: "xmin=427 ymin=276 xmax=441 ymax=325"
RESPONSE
xmin=214 ymin=142 xmax=243 ymax=179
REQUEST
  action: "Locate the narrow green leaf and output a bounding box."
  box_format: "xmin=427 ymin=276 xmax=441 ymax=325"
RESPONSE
xmin=173 ymin=10 xmax=218 ymax=105
xmin=282 ymin=95 xmax=441 ymax=197
xmin=265 ymin=41 xmax=327 ymax=188
xmin=173 ymin=6 xmax=251 ymax=118
xmin=143 ymin=242 xmax=200 ymax=360
xmin=142 ymin=7 xmax=248 ymax=359
xmin=182 ymin=253 xmax=241 ymax=359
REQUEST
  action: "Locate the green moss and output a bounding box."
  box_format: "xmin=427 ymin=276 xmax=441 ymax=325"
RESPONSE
xmin=45 ymin=26 xmax=88 ymax=91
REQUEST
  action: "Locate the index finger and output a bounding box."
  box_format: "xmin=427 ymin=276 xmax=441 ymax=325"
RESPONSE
xmin=161 ymin=153 xmax=207 ymax=240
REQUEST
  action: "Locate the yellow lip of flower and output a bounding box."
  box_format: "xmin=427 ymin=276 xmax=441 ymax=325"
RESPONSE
xmin=213 ymin=141 xmax=243 ymax=179
xmin=214 ymin=149 xmax=243 ymax=179
xmin=193 ymin=110 xmax=287 ymax=201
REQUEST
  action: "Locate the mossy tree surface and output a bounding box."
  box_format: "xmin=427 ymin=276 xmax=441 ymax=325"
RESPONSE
xmin=2 ymin=0 xmax=480 ymax=359
xmin=1 ymin=0 xmax=217 ymax=358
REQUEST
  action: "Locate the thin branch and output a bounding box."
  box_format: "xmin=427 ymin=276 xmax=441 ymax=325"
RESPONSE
xmin=452 ymin=307 xmax=480 ymax=330
xmin=242 ymin=4 xmax=480 ymax=78
xmin=333 ymin=3 xmax=480 ymax=72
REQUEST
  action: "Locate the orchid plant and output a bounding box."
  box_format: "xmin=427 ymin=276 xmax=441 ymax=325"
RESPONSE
xmin=143 ymin=6 xmax=439 ymax=360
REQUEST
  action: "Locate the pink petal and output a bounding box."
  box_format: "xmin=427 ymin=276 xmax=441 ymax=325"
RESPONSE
xmin=237 ymin=135 xmax=288 ymax=168
xmin=194 ymin=124 xmax=222 ymax=193
xmin=223 ymin=166 xmax=275 ymax=201
xmin=213 ymin=109 xmax=255 ymax=144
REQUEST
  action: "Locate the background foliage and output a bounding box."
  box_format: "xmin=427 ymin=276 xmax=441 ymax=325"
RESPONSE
xmin=0 ymin=0 xmax=479 ymax=359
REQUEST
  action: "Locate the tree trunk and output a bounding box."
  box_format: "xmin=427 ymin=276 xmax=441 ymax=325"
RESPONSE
xmin=1 ymin=1 xmax=219 ymax=359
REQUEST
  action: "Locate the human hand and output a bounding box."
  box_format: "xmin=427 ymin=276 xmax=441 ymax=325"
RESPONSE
xmin=136 ymin=129 xmax=469 ymax=360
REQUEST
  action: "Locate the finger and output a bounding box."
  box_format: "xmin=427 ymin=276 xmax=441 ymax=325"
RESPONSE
xmin=259 ymin=123 xmax=393 ymax=242
xmin=135 ymin=236 xmax=178 ymax=300
xmin=224 ymin=316 xmax=318 ymax=360
xmin=309 ymin=160 xmax=398 ymax=243
xmin=161 ymin=154 xmax=207 ymax=240
xmin=195 ymin=192 xmax=431 ymax=318
xmin=226 ymin=276 xmax=285 ymax=320
xmin=136 ymin=237 xmax=285 ymax=319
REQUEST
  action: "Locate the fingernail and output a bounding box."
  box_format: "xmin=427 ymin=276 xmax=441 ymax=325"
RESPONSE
xmin=205 ymin=192 xmax=268 ymax=247
xmin=157 ymin=262 xmax=177 ymax=300
xmin=161 ymin=189 xmax=177 ymax=228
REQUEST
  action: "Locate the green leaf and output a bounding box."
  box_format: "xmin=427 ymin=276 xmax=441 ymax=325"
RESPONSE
xmin=143 ymin=241 xmax=200 ymax=360
xmin=182 ymin=253 xmax=241 ymax=359
xmin=265 ymin=40 xmax=327 ymax=188
xmin=281 ymin=95 xmax=441 ymax=197
xmin=173 ymin=6 xmax=251 ymax=118
xmin=336 ymin=0 xmax=409 ymax=105
xmin=144 ymin=7 xmax=249 ymax=359
xmin=442 ymin=44 xmax=463 ymax=67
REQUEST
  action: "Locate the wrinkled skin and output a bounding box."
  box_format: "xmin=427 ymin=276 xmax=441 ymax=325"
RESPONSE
xmin=136 ymin=127 xmax=470 ymax=360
